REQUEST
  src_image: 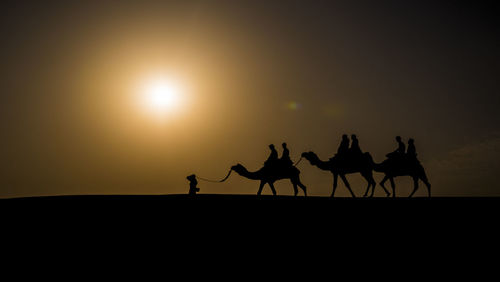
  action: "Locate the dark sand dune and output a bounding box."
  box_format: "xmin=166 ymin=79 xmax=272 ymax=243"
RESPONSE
xmin=2 ymin=194 xmax=498 ymax=245
xmin=3 ymin=194 xmax=499 ymax=217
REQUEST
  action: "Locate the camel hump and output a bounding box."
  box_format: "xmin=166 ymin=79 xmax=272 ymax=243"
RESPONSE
xmin=362 ymin=152 xmax=373 ymax=163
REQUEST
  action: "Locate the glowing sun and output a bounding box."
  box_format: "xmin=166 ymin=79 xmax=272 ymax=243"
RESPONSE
xmin=139 ymin=77 xmax=184 ymax=116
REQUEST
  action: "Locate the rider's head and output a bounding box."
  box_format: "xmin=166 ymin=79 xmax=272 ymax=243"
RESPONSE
xmin=396 ymin=136 xmax=402 ymax=142
xmin=282 ymin=142 xmax=287 ymax=148
xmin=351 ymin=134 xmax=357 ymax=140
xmin=342 ymin=134 xmax=348 ymax=140
xmin=408 ymin=138 xmax=414 ymax=144
xmin=269 ymin=144 xmax=275 ymax=150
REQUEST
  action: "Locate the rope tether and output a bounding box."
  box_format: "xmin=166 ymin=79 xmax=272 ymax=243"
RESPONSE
xmin=293 ymin=156 xmax=303 ymax=167
xmin=197 ymin=169 xmax=233 ymax=183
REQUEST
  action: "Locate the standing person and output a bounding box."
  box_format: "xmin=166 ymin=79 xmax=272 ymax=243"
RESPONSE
xmin=186 ymin=174 xmax=200 ymax=196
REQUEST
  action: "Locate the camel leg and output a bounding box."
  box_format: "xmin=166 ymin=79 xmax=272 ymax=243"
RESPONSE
xmin=369 ymin=179 xmax=377 ymax=198
xmin=257 ymin=181 xmax=265 ymax=195
xmin=378 ymin=180 xmax=390 ymax=197
xmin=361 ymin=172 xmax=374 ymax=197
xmin=293 ymin=178 xmax=307 ymax=197
xmin=298 ymin=181 xmax=307 ymax=197
xmin=331 ymin=174 xmax=338 ymax=197
xmin=424 ymin=180 xmax=431 ymax=198
xmin=389 ymin=177 xmax=396 ymax=198
xmin=340 ymin=174 xmax=356 ymax=198
xmin=420 ymin=176 xmax=431 ymax=198
xmin=380 ymin=176 xmax=391 ymax=197
xmin=363 ymin=182 xmax=371 ymax=198
xmin=409 ymin=177 xmax=419 ymax=198
xmin=367 ymin=172 xmax=377 ymax=197
xmin=291 ymin=181 xmax=299 ymax=196
xmin=268 ymin=182 xmax=277 ymax=196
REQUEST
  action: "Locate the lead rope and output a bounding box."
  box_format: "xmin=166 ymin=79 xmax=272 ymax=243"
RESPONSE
xmin=197 ymin=169 xmax=233 ymax=183
xmin=293 ymin=156 xmax=303 ymax=166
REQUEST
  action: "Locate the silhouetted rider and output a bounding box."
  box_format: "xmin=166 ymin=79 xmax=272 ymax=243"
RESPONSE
xmin=337 ymin=134 xmax=350 ymax=156
xmin=396 ymin=136 xmax=405 ymax=154
xmin=264 ymin=144 xmax=278 ymax=166
xmin=280 ymin=142 xmax=293 ymax=167
xmin=407 ymin=138 xmax=417 ymax=160
xmin=349 ymin=134 xmax=362 ymax=156
xmin=386 ymin=136 xmax=405 ymax=159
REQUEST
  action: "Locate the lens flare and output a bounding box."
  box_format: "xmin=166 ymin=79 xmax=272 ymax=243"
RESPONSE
xmin=287 ymin=101 xmax=302 ymax=110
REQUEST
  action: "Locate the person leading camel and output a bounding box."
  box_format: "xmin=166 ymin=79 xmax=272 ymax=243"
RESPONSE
xmin=186 ymin=174 xmax=200 ymax=196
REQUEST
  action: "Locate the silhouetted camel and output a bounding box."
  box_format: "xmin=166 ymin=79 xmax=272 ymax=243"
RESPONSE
xmin=230 ymin=163 xmax=307 ymax=196
xmin=371 ymin=159 xmax=431 ymax=197
xmin=301 ymin=151 xmax=389 ymax=197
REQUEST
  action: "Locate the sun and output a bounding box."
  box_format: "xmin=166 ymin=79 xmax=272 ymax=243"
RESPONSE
xmin=139 ymin=77 xmax=184 ymax=117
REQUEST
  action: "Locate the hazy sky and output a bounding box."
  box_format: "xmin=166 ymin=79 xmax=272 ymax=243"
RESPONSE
xmin=1 ymin=0 xmax=499 ymax=198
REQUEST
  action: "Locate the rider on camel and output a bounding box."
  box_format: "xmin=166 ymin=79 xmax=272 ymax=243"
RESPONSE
xmin=264 ymin=144 xmax=278 ymax=167
xmin=406 ymin=138 xmax=419 ymax=165
xmin=280 ymin=142 xmax=293 ymax=167
xmin=337 ymin=134 xmax=349 ymax=155
xmin=386 ymin=136 xmax=406 ymax=160
xmin=349 ymin=134 xmax=362 ymax=157
xmin=332 ymin=134 xmax=350 ymax=163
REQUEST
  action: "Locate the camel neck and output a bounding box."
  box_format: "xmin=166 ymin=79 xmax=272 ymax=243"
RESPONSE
xmin=235 ymin=166 xmax=263 ymax=180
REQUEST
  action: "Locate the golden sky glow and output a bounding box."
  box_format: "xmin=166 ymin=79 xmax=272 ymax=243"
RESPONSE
xmin=1 ymin=1 xmax=499 ymax=198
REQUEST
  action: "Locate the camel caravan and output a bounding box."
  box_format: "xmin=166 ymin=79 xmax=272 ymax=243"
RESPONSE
xmin=189 ymin=136 xmax=431 ymax=198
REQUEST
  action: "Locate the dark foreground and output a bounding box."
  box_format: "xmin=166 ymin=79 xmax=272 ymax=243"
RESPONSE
xmin=3 ymin=194 xmax=500 ymax=248
xmin=3 ymin=194 xmax=499 ymax=220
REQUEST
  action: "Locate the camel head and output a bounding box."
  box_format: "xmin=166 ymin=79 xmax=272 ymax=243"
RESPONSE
xmin=301 ymin=151 xmax=319 ymax=163
xmin=230 ymin=163 xmax=246 ymax=173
